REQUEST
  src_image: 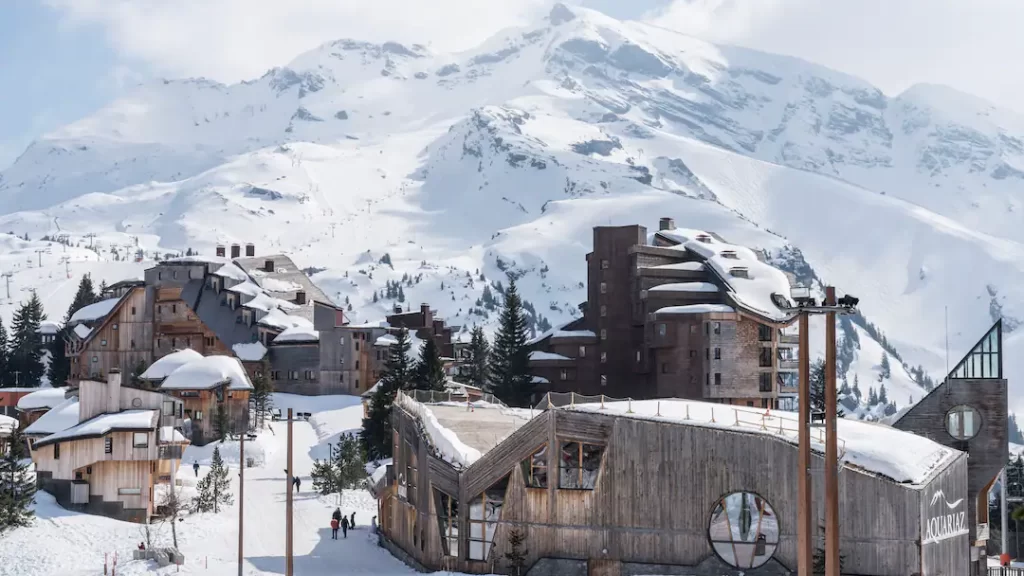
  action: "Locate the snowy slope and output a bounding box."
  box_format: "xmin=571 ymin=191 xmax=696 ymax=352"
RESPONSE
xmin=0 ymin=3 xmax=1020 ymax=415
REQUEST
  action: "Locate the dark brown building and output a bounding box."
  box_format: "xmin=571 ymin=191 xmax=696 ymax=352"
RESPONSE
xmin=529 ymin=218 xmax=799 ymax=408
xmin=387 ymin=303 xmax=459 ymax=359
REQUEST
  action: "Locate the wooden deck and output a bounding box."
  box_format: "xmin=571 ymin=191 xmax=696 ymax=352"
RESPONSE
xmin=427 ymin=405 xmax=534 ymax=454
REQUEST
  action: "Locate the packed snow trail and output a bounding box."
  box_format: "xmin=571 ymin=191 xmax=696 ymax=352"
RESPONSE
xmin=0 ymin=394 xmax=443 ymax=576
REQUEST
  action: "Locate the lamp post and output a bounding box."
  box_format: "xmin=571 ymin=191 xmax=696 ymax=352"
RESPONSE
xmin=788 ymin=285 xmax=858 ymax=576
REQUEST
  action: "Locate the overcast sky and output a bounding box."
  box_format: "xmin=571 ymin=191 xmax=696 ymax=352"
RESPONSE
xmin=2 ymin=0 xmax=1023 ymax=169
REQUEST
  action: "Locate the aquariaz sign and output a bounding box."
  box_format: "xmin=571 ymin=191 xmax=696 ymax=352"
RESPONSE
xmin=923 ymin=490 xmax=969 ymax=545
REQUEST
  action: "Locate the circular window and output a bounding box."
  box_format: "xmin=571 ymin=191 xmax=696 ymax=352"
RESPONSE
xmin=946 ymin=405 xmax=981 ymax=440
xmin=131 ymin=397 xmax=142 ymax=408
xmin=708 ymin=491 xmax=780 ymax=569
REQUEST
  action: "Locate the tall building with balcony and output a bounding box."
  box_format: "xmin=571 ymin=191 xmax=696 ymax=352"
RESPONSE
xmin=529 ymin=218 xmax=800 ymax=409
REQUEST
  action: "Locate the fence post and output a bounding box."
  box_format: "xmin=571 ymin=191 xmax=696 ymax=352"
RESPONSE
xmin=570 ymin=392 xmax=575 ymax=407
xmin=627 ymin=398 xmax=633 ymax=414
xmin=656 ymin=401 xmax=661 ymax=417
xmin=710 ymin=407 xmax=715 ymax=423
xmin=685 ymin=404 xmax=690 ymax=420
xmin=600 ymin=395 xmax=605 ymax=409
xmin=734 ymin=409 xmax=740 ymax=426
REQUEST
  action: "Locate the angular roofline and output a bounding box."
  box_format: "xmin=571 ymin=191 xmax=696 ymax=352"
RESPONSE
xmin=76 ymin=287 xmax=142 ymax=349
xmin=33 ymin=410 xmax=158 ymax=448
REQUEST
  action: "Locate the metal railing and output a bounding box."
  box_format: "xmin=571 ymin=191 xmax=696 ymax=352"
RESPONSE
xmin=532 ymin=391 xmax=627 ymax=410
xmin=399 ymin=389 xmax=508 ymax=407
xmin=989 ymin=567 xmax=1024 ymax=576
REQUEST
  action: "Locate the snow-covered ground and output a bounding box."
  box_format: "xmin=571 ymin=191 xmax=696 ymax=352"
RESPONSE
xmin=0 ymin=393 xmax=467 ymax=576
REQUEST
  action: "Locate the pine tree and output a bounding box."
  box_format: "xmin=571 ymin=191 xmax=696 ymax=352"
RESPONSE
xmin=0 ymin=423 xmax=36 ymax=531
xmin=46 ymin=327 xmax=69 ymax=387
xmin=397 ymin=285 xmax=405 ymax=303
xmin=503 ymin=526 xmax=529 ymax=575
xmin=868 ymin=387 xmax=879 ymax=406
xmin=206 ymin=447 xmax=233 ymax=513
xmin=879 ymin=352 xmax=891 ymax=381
xmin=808 ymin=358 xmax=844 ymax=417
xmin=372 ymin=291 xmax=378 ymax=303
xmin=9 ymin=292 xmax=46 ymax=387
xmin=360 ymin=329 xmax=412 ymax=459
xmin=878 ymin=383 xmax=888 ymax=404
xmin=460 ymin=326 xmax=490 ymax=388
xmin=413 ymin=337 xmax=447 ymax=391
xmin=488 ymin=276 xmax=532 ymax=407
xmin=852 ymin=374 xmax=861 ymax=399
xmin=0 ymin=318 xmax=9 ymax=388
xmin=249 ymin=359 xmax=274 ymax=429
xmin=213 ymin=403 xmax=232 ymax=442
xmin=98 ymin=280 xmax=108 ymax=296
xmin=312 ymin=433 xmax=367 ymax=494
xmin=67 ymin=275 xmax=97 ymax=319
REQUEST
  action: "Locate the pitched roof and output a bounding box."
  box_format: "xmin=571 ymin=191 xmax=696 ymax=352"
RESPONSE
xmin=233 ymin=254 xmax=332 ymax=308
xmin=34 ymin=409 xmax=157 ymax=448
xmin=139 ymin=349 xmax=205 ymax=381
xmin=23 ymin=396 xmax=80 ymax=436
xmin=17 ymin=387 xmax=70 ymax=411
xmin=159 ymin=355 xmax=254 ymax=391
xmin=69 ymin=297 xmax=121 ymax=324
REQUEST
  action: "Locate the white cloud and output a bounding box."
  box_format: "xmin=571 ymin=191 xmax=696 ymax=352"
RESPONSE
xmin=648 ymin=0 xmax=1024 ymax=113
xmin=45 ymin=0 xmax=554 ymax=83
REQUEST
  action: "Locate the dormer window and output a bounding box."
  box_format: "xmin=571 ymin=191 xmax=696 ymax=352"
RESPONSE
xmin=729 ymin=267 xmax=750 ymax=279
xmin=720 ymin=250 xmax=739 ymax=260
xmin=696 ymin=234 xmax=712 ymax=243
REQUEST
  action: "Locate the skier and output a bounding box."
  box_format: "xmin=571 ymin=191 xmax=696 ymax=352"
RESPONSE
xmin=330 ymin=517 xmax=339 ymax=540
xmin=341 ymin=515 xmax=350 ymax=539
xmin=350 ymin=511 xmax=356 ymax=529
xmin=192 ymin=460 xmax=199 ymax=477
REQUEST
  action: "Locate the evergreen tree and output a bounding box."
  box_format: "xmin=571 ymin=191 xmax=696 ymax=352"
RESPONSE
xmin=488 ymin=277 xmax=532 ymax=407
xmin=311 ymin=433 xmax=366 ymax=494
xmin=852 ymin=374 xmax=861 ymax=399
xmin=808 ymin=358 xmax=844 ymax=417
xmin=397 ymin=285 xmax=405 ymax=303
xmin=461 ymin=326 xmax=490 ymax=389
xmin=98 ymin=280 xmax=108 ymax=297
xmin=868 ymin=387 xmax=879 ymax=406
xmin=207 ymin=447 xmax=233 ymax=513
xmin=372 ymin=291 xmax=378 ymax=303
xmin=214 ymin=404 xmax=231 ymax=442
xmin=878 ymin=383 xmax=888 ymax=404
xmin=879 ymin=352 xmax=891 ymax=381
xmin=46 ymin=327 xmax=69 ymax=387
xmin=249 ymin=359 xmax=274 ymax=429
xmin=413 ymin=337 xmax=447 ymax=391
xmin=0 ymin=319 xmax=9 ymax=388
xmin=0 ymin=423 xmax=36 ymax=531
xmin=503 ymin=526 xmax=529 ymax=575
xmin=360 ymin=329 xmax=413 ymax=459
xmin=1009 ymin=414 xmax=1024 ymax=445
xmin=129 ymin=360 xmax=149 ymax=388
xmin=9 ymin=292 xmax=46 ymax=387
xmin=66 ymin=275 xmax=97 ymax=320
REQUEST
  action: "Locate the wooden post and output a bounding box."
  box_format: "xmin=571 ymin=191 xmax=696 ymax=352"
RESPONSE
xmin=797 ymin=311 xmax=813 ymax=575
xmin=238 ymin=433 xmax=245 ymax=576
xmin=824 ymin=287 xmax=840 ymax=576
xmin=286 ymin=408 xmax=294 ymax=576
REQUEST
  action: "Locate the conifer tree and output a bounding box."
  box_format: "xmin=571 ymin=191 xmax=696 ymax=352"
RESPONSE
xmin=67 ymin=275 xmax=97 ymax=319
xmin=879 ymin=352 xmax=891 ymax=381
xmin=361 ymin=329 xmax=412 ymax=459
xmin=312 ymin=433 xmax=366 ymax=494
xmin=488 ymin=277 xmax=532 ymax=407
xmin=192 ymin=446 xmax=233 ymax=513
xmin=852 ymin=374 xmax=861 ymax=399
xmin=413 ymin=337 xmax=447 ymax=391
xmin=878 ymin=382 xmax=888 ymax=404
xmin=249 ymin=359 xmax=274 ymax=429
xmin=214 ymin=404 xmax=231 ymax=442
xmin=808 ymin=358 xmax=844 ymax=416
xmin=459 ymin=326 xmax=490 ymax=388
xmin=0 ymin=422 xmax=36 ymax=531
xmin=9 ymin=292 xmax=46 ymax=387
xmin=0 ymin=319 xmax=9 ymax=388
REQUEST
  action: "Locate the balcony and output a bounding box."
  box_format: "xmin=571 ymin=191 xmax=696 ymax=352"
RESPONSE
xmin=778 ymin=361 xmax=799 ymax=371
xmin=158 ymin=445 xmax=185 ymax=460
xmin=779 ymin=333 xmax=800 ymax=345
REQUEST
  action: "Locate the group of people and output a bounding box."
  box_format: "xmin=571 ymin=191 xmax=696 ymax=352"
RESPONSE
xmin=330 ymin=509 xmax=354 ymax=539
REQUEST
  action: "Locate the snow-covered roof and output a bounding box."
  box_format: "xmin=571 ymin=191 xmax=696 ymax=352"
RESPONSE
xmin=73 ymin=324 xmax=92 ymax=339
xmin=567 ymin=400 xmax=957 ymax=485
xmin=243 ymin=292 xmax=299 ymax=313
xmin=550 ymin=329 xmax=597 ymax=339
xmin=273 ymin=326 xmax=320 ymax=343
xmin=36 ymin=409 xmax=157 ymax=447
xmin=532 ymin=375 xmax=550 ymax=384
xmin=139 ymin=349 xmax=204 ymax=381
xmin=212 ymin=263 xmax=249 ymax=281
xmin=226 ymin=281 xmax=263 ymax=297
xmin=162 ymin=254 xmax=231 ymax=265
xmin=257 ymin=308 xmax=310 ymax=330
xmin=258 ymin=277 xmax=304 ymax=293
xmin=656 ymin=228 xmax=793 ymax=321
xmin=159 ymin=426 xmax=189 ymax=443
xmin=529 ymin=350 xmax=572 ymax=361
xmin=17 ymin=387 xmax=69 ymax=411
xmin=654 ymin=304 xmax=736 ymax=315
xmin=648 ymin=282 xmax=720 ymax=293
xmin=649 ymin=261 xmax=704 ymax=271
xmin=370 ymin=460 xmax=391 ymax=486
xmin=24 ymin=396 xmax=79 ymax=436
xmin=37 ymin=321 xmax=60 ymax=335
xmin=375 ymin=334 xmax=398 ymax=347
xmin=69 ymin=297 xmax=120 ymax=324
xmin=0 ymin=414 xmax=16 ymax=434
xmin=159 ymin=355 xmax=254 ymax=391
xmin=232 ymin=341 xmax=268 ymax=361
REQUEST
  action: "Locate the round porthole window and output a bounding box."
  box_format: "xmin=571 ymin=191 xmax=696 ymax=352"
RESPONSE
xmin=131 ymin=397 xmax=143 ymax=408
xmin=708 ymin=491 xmax=780 ymax=569
xmin=946 ymin=405 xmax=981 ymax=440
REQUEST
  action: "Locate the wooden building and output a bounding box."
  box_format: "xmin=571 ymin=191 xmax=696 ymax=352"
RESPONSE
xmin=15 ymin=387 xmax=71 ymax=428
xmin=29 ymin=370 xmax=188 ymax=523
xmin=138 ymin=350 xmax=253 ymax=445
xmin=378 ymin=392 xmax=969 ymax=576
xmin=893 ymin=320 xmax=1007 ymax=573
xmin=528 ymin=219 xmax=800 ymax=408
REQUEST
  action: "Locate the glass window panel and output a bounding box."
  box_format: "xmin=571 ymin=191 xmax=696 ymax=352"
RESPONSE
xmin=946 ymin=405 xmax=981 ymax=439
xmin=708 ymin=492 xmax=779 ymax=570
xmin=950 ymin=322 xmax=1002 ymax=380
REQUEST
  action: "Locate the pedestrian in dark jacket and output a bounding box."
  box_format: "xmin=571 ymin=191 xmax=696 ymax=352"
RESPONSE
xmin=350 ymin=511 xmax=356 ymax=529
xmin=332 ymin=508 xmax=342 ymax=522
xmin=341 ymin=515 xmax=349 ymax=538
xmin=330 ymin=518 xmax=339 ymax=540
xmin=193 ymin=461 xmax=199 ymax=477
xmin=293 ymin=476 xmax=301 ymax=493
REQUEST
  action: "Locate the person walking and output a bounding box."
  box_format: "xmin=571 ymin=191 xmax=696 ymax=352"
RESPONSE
xmin=350 ymin=511 xmax=356 ymax=529
xmin=371 ymin=515 xmax=377 ymax=534
xmin=293 ymin=476 xmax=301 ymax=493
xmin=340 ymin=515 xmax=349 ymax=539
xmin=192 ymin=460 xmax=199 ymax=477
xmin=330 ymin=517 xmax=339 ymax=540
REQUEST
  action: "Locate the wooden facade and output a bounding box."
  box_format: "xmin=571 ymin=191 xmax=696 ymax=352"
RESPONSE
xmin=163 ymin=386 xmax=250 ymax=445
xmin=381 ymin=399 xmax=969 ymax=576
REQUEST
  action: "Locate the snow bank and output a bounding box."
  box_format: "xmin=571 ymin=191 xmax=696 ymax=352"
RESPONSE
xmin=139 ymin=348 xmax=204 ymax=380
xmin=160 ymin=355 xmax=253 ymax=390
xmin=16 ymin=386 xmax=68 ymax=411
xmin=396 ymin=395 xmax=482 ymax=467
xmin=69 ymin=297 xmax=120 ymax=324
xmin=529 ymin=350 xmax=572 ymax=361
xmin=648 ymin=282 xmax=720 ymax=293
xmin=23 ymin=396 xmax=79 ymax=436
xmin=39 ymin=409 xmax=156 ymax=445
xmin=570 ymin=399 xmax=955 ymax=485
xmin=183 ymin=433 xmax=270 ymax=467
xmin=232 ymin=341 xmax=268 ymax=361
xmin=654 ymin=304 xmax=736 ymax=315
xmin=212 ymin=262 xmax=249 ymax=281
xmin=259 ymin=277 xmax=305 ymax=293
xmin=273 ymin=326 xmax=320 ymax=343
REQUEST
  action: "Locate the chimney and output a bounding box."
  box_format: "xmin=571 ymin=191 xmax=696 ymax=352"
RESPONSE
xmin=245 ymin=243 xmax=255 ymax=257
xmin=264 ymin=259 xmax=275 ymax=272
xmin=230 ymin=244 xmax=241 ymax=259
xmin=421 ymin=303 xmax=430 ymax=317
xmin=393 ymin=304 xmax=402 ymax=314
xmin=659 ymin=217 xmax=675 ymax=231
xmin=295 ymin=290 xmax=306 ymax=305
xmin=216 ymin=245 xmax=226 ymax=258
xmin=107 ymin=369 xmax=122 ymax=414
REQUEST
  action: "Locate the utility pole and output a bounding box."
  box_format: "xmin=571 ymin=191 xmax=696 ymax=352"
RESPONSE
xmin=2 ymin=272 xmax=11 ymax=299
xmin=824 ymin=286 xmax=840 ymax=576
xmin=34 ymin=248 xmax=46 ymax=267
xmin=85 ymin=233 xmax=96 ymax=248
xmin=797 ymin=311 xmax=812 ymax=576
xmin=330 ymin=223 xmax=336 ymax=238
xmin=238 ymin=433 xmax=245 ymax=576
xmin=59 ymin=256 xmax=70 ymax=278
xmin=286 ymin=408 xmax=294 ymax=576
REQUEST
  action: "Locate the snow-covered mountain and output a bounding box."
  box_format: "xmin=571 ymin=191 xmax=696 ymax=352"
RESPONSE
xmin=1 ymin=3 xmax=1022 ymax=417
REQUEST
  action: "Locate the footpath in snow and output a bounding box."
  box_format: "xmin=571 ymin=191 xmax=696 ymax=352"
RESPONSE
xmin=0 ymin=393 xmax=446 ymax=576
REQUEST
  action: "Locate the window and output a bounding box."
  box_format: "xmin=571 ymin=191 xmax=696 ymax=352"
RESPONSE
xmin=171 ymin=337 xmax=177 ymax=348
xmin=715 ymin=373 xmax=722 ymax=385
xmin=133 ymin=433 xmax=148 ymax=448
xmin=600 ymin=282 xmax=607 ymax=294
xmin=112 ymin=324 xmax=119 ymax=331
xmin=661 ymin=362 xmax=669 ymax=374
xmin=355 ymin=360 xmax=360 ymax=370
xmin=706 ymin=348 xmax=710 ymax=360
xmin=600 ymin=329 xmax=607 ymax=341
xmin=759 ymin=347 xmax=773 ymax=368
xmin=601 ymin=259 xmax=609 ymax=269
xmin=708 ymin=491 xmax=779 ymax=569
xmin=600 ymin=375 xmax=607 ymax=387
xmin=559 ymin=441 xmax=604 ymax=489
xmin=600 ymin=352 xmax=607 ymax=363
xmin=656 ymin=323 xmax=667 ymax=337
xmin=600 ymin=305 xmax=607 ymax=317
xmin=690 ymin=350 xmax=697 ymax=358
xmin=713 ymin=322 xmax=721 ymax=335
xmin=172 ymin=304 xmax=177 ymax=313
xmin=162 ymin=401 xmax=175 ymax=416
xmin=131 ymin=306 xmax=136 ymax=316
xmin=54 ymin=442 xmax=60 ymax=459
xmin=434 ymin=490 xmax=460 ymax=556
xmin=101 ymin=339 xmax=108 ymax=346
xmin=215 ymin=387 xmax=224 ymax=403
xmin=205 ymin=337 xmax=215 ymax=347
xmin=92 ymin=356 xmax=98 ymax=363
xmin=194 ymin=411 xmax=203 ymax=420
xmin=579 ymin=345 xmax=586 ymax=358
xmin=946 ymin=405 xmax=981 ymax=440
xmin=172 ymin=270 xmax=178 ymax=279
xmin=104 ymin=437 xmax=112 ymax=454
xmin=118 ymin=488 xmax=142 ymax=496
xmin=635 ymin=350 xmax=641 ymax=363
xmin=560 ymin=369 xmax=568 ymax=381
xmin=130 ymin=339 xmax=136 ymax=349
xmin=355 ymin=341 xmax=360 ymax=352
xmin=289 ymin=371 xmax=299 ymax=380
xmin=467 ymin=475 xmax=509 ymax=561
xmin=340 ymin=336 xmax=346 ymax=346
xmin=706 ymin=374 xmax=710 ymax=386
xmin=758 ymin=324 xmax=773 ymax=342
xmin=304 ymin=370 xmax=317 ymax=381
xmin=705 ymin=322 xmax=710 ymax=335
xmin=759 ymin=372 xmax=773 ymax=392
xmin=950 ymin=322 xmax=1002 ymax=379
xmin=404 ymin=441 xmax=418 ymax=506
xmin=520 ymin=445 xmax=548 ymax=488
xmin=714 ymin=348 xmax=721 ymax=360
